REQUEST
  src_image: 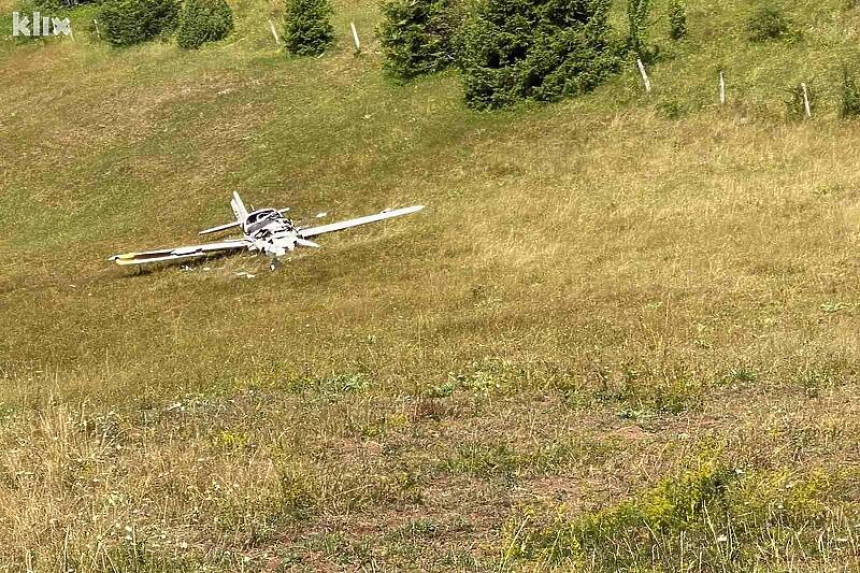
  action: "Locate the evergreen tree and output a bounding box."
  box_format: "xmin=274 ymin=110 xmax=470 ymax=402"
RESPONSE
xmin=627 ymin=0 xmax=650 ymax=57
xmin=284 ymin=0 xmax=334 ymax=56
xmin=668 ymin=0 xmax=686 ymax=40
xmin=99 ymin=0 xmax=179 ymax=46
xmin=459 ymin=0 xmax=619 ymax=109
xmin=378 ymin=0 xmax=460 ymax=80
xmin=177 ymin=0 xmax=234 ymax=49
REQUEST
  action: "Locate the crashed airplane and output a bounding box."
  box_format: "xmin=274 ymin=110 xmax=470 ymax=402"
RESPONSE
xmin=110 ymin=192 xmax=424 ymax=270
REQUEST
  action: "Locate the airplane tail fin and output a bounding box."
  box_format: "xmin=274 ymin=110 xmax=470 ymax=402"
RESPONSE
xmin=199 ymin=192 xmax=250 ymax=236
xmin=231 ymin=191 xmax=249 ymax=222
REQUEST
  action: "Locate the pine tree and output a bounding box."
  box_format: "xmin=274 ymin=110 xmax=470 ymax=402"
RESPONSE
xmin=284 ymin=0 xmax=334 ymax=56
xmin=459 ymin=0 xmax=619 ymax=109
xmin=177 ymin=0 xmax=234 ymax=49
xmin=99 ymin=0 xmax=179 ymax=46
xmin=378 ymin=0 xmax=459 ymax=80
xmin=668 ymin=0 xmax=687 ymax=40
xmin=627 ymin=0 xmax=651 ymax=56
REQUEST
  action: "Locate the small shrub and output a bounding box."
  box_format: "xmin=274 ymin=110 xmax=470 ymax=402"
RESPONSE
xmin=283 ymin=0 xmax=334 ymax=56
xmin=840 ymin=67 xmax=860 ymax=118
xmin=627 ymin=0 xmax=651 ymax=56
xmin=176 ymin=0 xmax=233 ymax=49
xmin=378 ymin=0 xmax=460 ymax=80
xmin=668 ymin=0 xmax=686 ymax=40
xmin=746 ymin=5 xmax=793 ymax=42
xmin=657 ymin=98 xmax=685 ymax=119
xmin=99 ymin=0 xmax=179 ymax=46
xmin=458 ymin=0 xmax=620 ymax=109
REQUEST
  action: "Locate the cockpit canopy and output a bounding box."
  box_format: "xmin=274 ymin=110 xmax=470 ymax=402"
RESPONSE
xmin=244 ymin=209 xmax=285 ymax=235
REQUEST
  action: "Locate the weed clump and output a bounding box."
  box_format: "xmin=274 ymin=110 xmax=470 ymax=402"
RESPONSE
xmin=99 ymin=0 xmax=179 ymax=46
xmin=378 ymin=0 xmax=460 ymax=80
xmin=176 ymin=0 xmax=233 ymax=49
xmin=504 ymin=463 xmax=848 ymax=570
xmin=283 ymin=0 xmax=334 ymax=56
xmin=746 ymin=5 xmax=795 ymax=43
xmin=841 ymin=67 xmax=860 ymax=118
xmin=458 ymin=0 xmax=620 ymax=109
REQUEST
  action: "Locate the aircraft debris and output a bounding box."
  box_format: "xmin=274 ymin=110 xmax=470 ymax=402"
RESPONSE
xmin=110 ymin=192 xmax=424 ymax=271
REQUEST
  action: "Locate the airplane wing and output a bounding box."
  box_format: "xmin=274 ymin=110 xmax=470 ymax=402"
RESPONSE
xmin=297 ymin=205 xmax=424 ymax=239
xmin=109 ymin=239 xmax=250 ymax=266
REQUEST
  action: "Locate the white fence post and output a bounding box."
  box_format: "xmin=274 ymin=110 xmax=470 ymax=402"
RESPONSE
xmin=268 ymin=19 xmax=281 ymax=45
xmin=350 ymin=22 xmax=361 ymax=54
xmin=636 ymin=58 xmax=651 ymax=93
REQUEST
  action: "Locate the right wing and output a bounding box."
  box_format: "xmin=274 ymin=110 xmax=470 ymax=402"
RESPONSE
xmin=298 ymin=205 xmax=424 ymax=239
xmin=109 ymin=239 xmax=250 ymax=266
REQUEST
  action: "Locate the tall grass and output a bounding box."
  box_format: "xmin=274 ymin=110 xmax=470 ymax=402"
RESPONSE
xmin=1 ymin=0 xmax=860 ymax=569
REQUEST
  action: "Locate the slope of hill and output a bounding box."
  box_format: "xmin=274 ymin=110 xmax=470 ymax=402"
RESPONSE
xmin=1 ymin=0 xmax=859 ymax=570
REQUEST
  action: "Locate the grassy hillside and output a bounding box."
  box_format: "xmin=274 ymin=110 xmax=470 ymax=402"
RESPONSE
xmin=1 ymin=0 xmax=860 ymax=570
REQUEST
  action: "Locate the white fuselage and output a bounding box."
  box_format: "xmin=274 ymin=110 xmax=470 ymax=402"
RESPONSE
xmin=242 ymin=209 xmax=301 ymax=258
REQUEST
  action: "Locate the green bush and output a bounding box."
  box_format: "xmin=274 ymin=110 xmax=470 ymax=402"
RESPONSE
xmin=627 ymin=0 xmax=650 ymax=55
xmin=458 ymin=0 xmax=620 ymax=110
xmin=177 ymin=0 xmax=233 ymax=49
xmin=746 ymin=5 xmax=793 ymax=42
xmin=841 ymin=67 xmax=860 ymax=117
xmin=378 ymin=0 xmax=460 ymax=80
xmin=99 ymin=0 xmax=179 ymax=46
xmin=283 ymin=0 xmax=334 ymax=56
xmin=668 ymin=0 xmax=686 ymax=40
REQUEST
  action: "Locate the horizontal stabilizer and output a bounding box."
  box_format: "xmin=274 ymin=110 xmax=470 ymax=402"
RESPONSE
xmin=199 ymin=221 xmax=241 ymax=236
xmin=200 ymin=208 xmax=289 ymax=235
xmin=298 ymin=205 xmax=424 ymax=239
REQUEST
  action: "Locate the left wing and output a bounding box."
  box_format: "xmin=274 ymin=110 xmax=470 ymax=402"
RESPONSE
xmin=109 ymin=239 xmax=250 ymax=266
xmin=298 ymin=205 xmax=424 ymax=239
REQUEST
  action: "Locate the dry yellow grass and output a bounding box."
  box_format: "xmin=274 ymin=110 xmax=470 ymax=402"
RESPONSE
xmin=1 ymin=0 xmax=860 ymax=569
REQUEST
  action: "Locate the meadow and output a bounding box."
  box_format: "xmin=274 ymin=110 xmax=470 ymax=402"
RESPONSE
xmin=1 ymin=0 xmax=860 ymax=569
